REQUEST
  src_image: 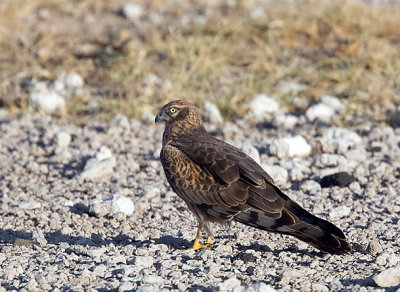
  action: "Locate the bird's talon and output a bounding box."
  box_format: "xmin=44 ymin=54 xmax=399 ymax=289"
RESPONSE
xmin=190 ymin=242 xmax=214 ymax=251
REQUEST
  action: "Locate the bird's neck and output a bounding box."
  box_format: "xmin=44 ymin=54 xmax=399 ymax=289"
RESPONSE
xmin=163 ymin=121 xmax=207 ymax=145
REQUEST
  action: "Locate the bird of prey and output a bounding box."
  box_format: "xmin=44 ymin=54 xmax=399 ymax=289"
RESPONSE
xmin=155 ymin=100 xmax=351 ymax=254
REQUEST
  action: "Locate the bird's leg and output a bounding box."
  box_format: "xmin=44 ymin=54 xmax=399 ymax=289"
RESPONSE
xmin=190 ymin=225 xmax=213 ymax=251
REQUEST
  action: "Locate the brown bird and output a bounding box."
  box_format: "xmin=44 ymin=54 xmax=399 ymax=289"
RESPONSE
xmin=155 ymin=100 xmax=351 ymax=255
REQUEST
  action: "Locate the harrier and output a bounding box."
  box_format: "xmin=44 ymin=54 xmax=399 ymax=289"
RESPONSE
xmin=155 ymin=100 xmax=351 ymax=254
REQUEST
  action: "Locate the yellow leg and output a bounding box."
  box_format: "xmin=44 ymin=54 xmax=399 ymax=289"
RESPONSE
xmin=190 ymin=226 xmax=213 ymax=251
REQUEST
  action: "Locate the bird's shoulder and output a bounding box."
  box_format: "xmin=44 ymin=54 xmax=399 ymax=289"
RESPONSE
xmin=163 ymin=133 xmax=274 ymax=186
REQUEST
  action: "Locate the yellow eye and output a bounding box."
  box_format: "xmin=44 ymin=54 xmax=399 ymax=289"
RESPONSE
xmin=170 ymin=107 xmax=177 ymax=114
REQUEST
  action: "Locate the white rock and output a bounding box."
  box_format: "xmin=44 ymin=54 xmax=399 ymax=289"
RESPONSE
xmin=90 ymin=265 xmax=105 ymax=278
xmin=29 ymin=91 xmax=66 ymax=113
xmin=248 ymin=94 xmax=280 ymax=122
xmin=218 ymin=277 xmax=241 ymax=291
xmin=299 ymin=180 xmax=321 ymax=194
xmin=388 ymin=255 xmax=400 ymax=266
xmin=329 ymin=206 xmax=351 ymax=219
xmin=275 ymin=114 xmax=298 ymax=129
xmin=142 ymin=275 xmax=164 ymax=286
xmin=318 ymin=128 xmax=362 ymax=153
xmin=32 ymin=229 xmax=47 ymax=246
xmin=348 ymin=181 xmax=361 ymax=194
xmin=311 ymin=283 xmax=329 ymax=292
xmin=250 ymin=8 xmax=265 ymax=19
xmin=270 ymin=135 xmax=311 ymax=158
xmin=135 ymin=256 xmax=154 ymax=268
xmin=65 ymin=73 xmax=84 ymax=88
xmin=78 ymin=146 xmax=115 ymax=180
xmin=95 ymin=146 xmax=112 ymax=161
xmin=321 ymin=95 xmax=344 ymax=111
xmin=203 ymin=101 xmax=223 ymax=125
xmin=306 ymin=103 xmax=335 ymax=122
xmin=79 ymin=156 xmax=116 ymax=180
xmin=233 ymin=282 xmax=276 ymax=292
xmin=136 ymin=286 xmax=159 ymax=292
xmin=18 ymin=201 xmax=41 ymax=210
xmin=367 ymin=239 xmax=383 ymax=255
xmin=122 ymin=3 xmax=143 ymax=20
xmin=63 ymin=200 xmax=74 ymax=207
xmin=0 ymin=108 xmax=8 ymax=118
xmin=89 ymin=194 xmax=134 ymax=217
xmin=49 ymin=80 xmax=65 ymax=93
xmin=262 ymin=164 xmax=288 ymax=185
xmin=373 ymin=267 xmax=400 ymax=287
xmin=280 ymin=269 xmax=301 ymax=285
xmin=242 ymin=143 xmax=260 ymax=164
xmin=54 ymin=131 xmax=71 ymax=148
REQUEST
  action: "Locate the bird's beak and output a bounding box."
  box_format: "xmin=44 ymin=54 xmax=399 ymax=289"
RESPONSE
xmin=155 ymin=115 xmax=161 ymax=124
xmin=155 ymin=111 xmax=165 ymax=124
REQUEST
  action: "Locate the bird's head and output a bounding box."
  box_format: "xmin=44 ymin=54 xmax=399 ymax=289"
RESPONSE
xmin=155 ymin=100 xmax=202 ymax=125
xmin=155 ymin=100 xmax=206 ymax=139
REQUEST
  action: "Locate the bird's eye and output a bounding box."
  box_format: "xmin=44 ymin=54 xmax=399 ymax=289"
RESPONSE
xmin=170 ymin=107 xmax=177 ymax=114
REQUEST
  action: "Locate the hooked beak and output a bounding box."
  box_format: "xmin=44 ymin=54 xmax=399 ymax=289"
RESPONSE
xmin=155 ymin=112 xmax=166 ymax=124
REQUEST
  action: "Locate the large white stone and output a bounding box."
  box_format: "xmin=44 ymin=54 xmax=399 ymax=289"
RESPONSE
xmin=270 ymin=135 xmax=311 ymax=158
xmin=122 ymin=3 xmax=143 ymax=20
xmin=95 ymin=146 xmax=112 ymax=161
xmin=89 ymin=194 xmax=134 ymax=217
xmin=306 ymin=103 xmax=335 ymax=122
xmin=248 ymin=94 xmax=280 ymax=122
xmin=65 ymin=72 xmax=84 ymax=88
xmin=18 ymin=201 xmax=41 ymax=210
xmin=78 ymin=147 xmax=116 ymax=180
xmin=373 ymin=267 xmax=400 ymax=287
xmin=29 ymin=91 xmax=66 ymax=113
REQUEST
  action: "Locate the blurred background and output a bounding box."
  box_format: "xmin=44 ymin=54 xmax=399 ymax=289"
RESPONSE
xmin=0 ymin=0 xmax=399 ymax=123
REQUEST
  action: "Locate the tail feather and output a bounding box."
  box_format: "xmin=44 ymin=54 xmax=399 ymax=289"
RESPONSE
xmin=234 ymin=198 xmax=351 ymax=255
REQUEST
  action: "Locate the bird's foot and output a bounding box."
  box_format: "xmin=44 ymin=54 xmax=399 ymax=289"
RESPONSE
xmin=191 ymin=242 xmax=214 ymax=251
xmin=188 ymin=236 xmax=213 ymax=251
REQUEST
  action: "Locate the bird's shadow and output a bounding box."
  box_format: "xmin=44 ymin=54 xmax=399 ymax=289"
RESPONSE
xmin=0 ymin=227 xmax=192 ymax=250
xmin=0 ymin=226 xmax=360 ymax=261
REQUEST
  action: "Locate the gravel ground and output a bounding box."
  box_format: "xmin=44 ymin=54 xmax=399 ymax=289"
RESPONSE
xmin=1 ymin=106 xmax=400 ymax=291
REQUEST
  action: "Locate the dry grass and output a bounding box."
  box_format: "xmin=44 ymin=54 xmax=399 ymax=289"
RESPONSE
xmin=0 ymin=0 xmax=399 ymax=122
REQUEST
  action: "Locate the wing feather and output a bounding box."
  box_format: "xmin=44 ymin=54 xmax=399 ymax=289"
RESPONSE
xmin=161 ymin=137 xmax=285 ymax=218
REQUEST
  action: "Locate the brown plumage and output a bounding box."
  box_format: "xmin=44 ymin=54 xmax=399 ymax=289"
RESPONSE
xmin=155 ymin=100 xmax=351 ymax=254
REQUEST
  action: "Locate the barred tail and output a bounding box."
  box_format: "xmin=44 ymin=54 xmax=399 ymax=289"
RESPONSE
xmin=234 ymin=195 xmax=351 ymax=255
